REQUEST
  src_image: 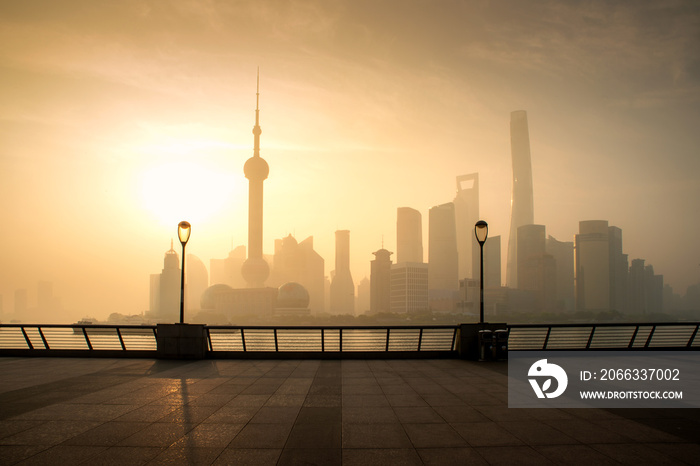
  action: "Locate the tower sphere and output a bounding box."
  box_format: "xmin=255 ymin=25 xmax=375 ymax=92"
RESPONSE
xmin=241 ymin=256 xmax=270 ymax=287
xmin=244 ymin=156 xmax=269 ymax=180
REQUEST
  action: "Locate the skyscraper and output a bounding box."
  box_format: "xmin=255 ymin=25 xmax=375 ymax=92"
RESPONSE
xmin=575 ymin=220 xmax=610 ymax=312
xmin=453 ymin=173 xmax=479 ymax=280
xmin=506 ymin=110 xmax=535 ymax=288
xmin=484 ymin=235 xmax=502 ymax=289
xmin=546 ymin=235 xmax=575 ymax=311
xmin=428 ymin=203 xmax=459 ymax=292
xmin=608 ymin=226 xmax=628 ymax=313
xmin=330 ymin=230 xmax=355 ymax=314
xmin=153 ymin=240 xmax=180 ymax=322
xmin=517 ymin=225 xmax=556 ymax=311
xmin=390 ymin=262 xmax=429 ymax=314
xmin=370 ymin=248 xmax=393 ymax=313
xmin=396 ymin=207 xmax=423 ymax=264
xmin=241 ymin=71 xmax=271 ymax=288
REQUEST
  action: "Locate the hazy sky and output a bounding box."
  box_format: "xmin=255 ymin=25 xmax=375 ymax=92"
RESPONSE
xmin=1 ymin=1 xmax=699 ymax=321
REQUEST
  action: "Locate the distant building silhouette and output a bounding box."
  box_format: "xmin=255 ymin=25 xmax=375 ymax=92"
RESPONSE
xmin=210 ymin=246 xmax=247 ymax=289
xmin=628 ymin=259 xmax=663 ymax=314
xmin=517 ymin=225 xmax=556 ymax=312
xmin=608 ymin=226 xmax=629 ymax=313
xmin=484 ymin=235 xmax=502 ymax=289
xmin=546 ymin=235 xmax=575 ymax=311
xmin=357 ymin=277 xmax=370 ymax=315
xmin=269 ymin=234 xmax=325 ymax=314
xmin=453 ymin=173 xmax=480 ymax=280
xmin=241 ymin=72 xmax=271 ymax=288
xmin=275 ymin=282 xmax=311 ymax=317
xmin=575 ymin=220 xmax=636 ymax=314
xmin=506 ymin=110 xmax=535 ymax=288
xmin=148 ymin=240 xmax=180 ymax=322
xmin=330 ymin=230 xmax=355 ymax=314
xmin=396 ymin=207 xmax=423 ymax=263
xmin=200 ymin=284 xmax=276 ymax=320
xmin=428 ymin=203 xmax=459 ymax=312
xmin=428 ymin=203 xmax=459 ymax=292
xmin=575 ymin=221 xmax=611 ymax=312
xmin=370 ymin=248 xmax=393 ymax=313
xmin=186 ymin=254 xmax=209 ymax=314
xmin=390 ymin=262 xmax=429 ymax=314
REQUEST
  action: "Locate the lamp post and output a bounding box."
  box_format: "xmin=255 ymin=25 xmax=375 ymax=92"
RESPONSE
xmin=178 ymin=221 xmax=191 ymax=324
xmin=475 ymin=220 xmax=488 ymax=324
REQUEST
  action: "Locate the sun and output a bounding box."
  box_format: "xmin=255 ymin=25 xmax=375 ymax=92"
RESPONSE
xmin=139 ymin=161 xmax=236 ymax=227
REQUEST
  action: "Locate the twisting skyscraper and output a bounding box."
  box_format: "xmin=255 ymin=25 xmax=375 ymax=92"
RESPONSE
xmin=241 ymin=71 xmax=270 ymax=288
xmin=506 ymin=110 xmax=535 ymax=288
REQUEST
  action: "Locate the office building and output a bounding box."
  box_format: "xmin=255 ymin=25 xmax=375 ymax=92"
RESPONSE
xmin=370 ymin=248 xmax=393 ymax=313
xmin=428 ymin=203 xmax=459 ymax=292
xmin=575 ymin=220 xmax=611 ymax=312
xmin=330 ymin=230 xmax=355 ymax=314
xmin=484 ymin=235 xmax=501 ymax=289
xmin=396 ymin=207 xmax=423 ymax=263
xmin=546 ymin=235 xmax=575 ymax=311
xmin=453 ymin=173 xmax=480 ymax=280
xmin=517 ymin=224 xmax=556 ymax=312
xmin=390 ymin=262 xmax=429 ymax=314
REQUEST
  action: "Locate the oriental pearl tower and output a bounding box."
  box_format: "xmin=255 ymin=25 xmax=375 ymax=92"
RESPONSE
xmin=241 ymin=71 xmax=270 ymax=288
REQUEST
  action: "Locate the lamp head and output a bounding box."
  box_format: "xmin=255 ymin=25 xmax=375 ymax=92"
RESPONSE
xmin=475 ymin=220 xmax=488 ymax=245
xmin=178 ymin=221 xmax=191 ymax=245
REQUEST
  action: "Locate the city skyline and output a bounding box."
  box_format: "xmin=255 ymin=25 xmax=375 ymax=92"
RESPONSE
xmin=1 ymin=1 xmax=699 ymax=320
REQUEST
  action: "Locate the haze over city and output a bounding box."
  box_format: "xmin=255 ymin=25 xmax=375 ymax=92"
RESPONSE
xmin=1 ymin=1 xmax=699 ymax=322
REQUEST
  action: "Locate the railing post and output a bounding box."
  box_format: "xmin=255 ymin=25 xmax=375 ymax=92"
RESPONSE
xmin=20 ymin=326 xmax=33 ymax=350
xmin=82 ymin=327 xmax=93 ymax=350
xmin=241 ymin=328 xmax=247 ymax=352
xmin=385 ymin=328 xmax=390 ymax=352
xmin=417 ymin=328 xmax=423 ymax=351
xmin=542 ymin=327 xmax=552 ymax=350
xmin=629 ymin=325 xmax=640 ymax=348
xmin=38 ymin=327 xmax=49 ymax=350
xmin=585 ymin=326 xmax=595 ymax=349
xmin=206 ymin=327 xmax=213 ymax=352
xmin=339 ymin=328 xmax=343 ymax=352
xmin=688 ymin=325 xmax=699 ymax=348
xmin=451 ymin=327 xmax=458 ymax=351
xmin=645 ymin=325 xmax=656 ymax=348
xmin=274 ymin=328 xmax=279 ymax=352
xmin=321 ymin=328 xmax=325 ymax=352
xmin=116 ymin=327 xmax=126 ymax=351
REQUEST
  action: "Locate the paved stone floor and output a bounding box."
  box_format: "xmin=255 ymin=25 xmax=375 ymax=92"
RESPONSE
xmin=0 ymin=357 xmax=699 ymax=465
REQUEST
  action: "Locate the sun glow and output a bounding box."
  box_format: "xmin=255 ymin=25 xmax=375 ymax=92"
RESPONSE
xmin=139 ymin=161 xmax=236 ymax=226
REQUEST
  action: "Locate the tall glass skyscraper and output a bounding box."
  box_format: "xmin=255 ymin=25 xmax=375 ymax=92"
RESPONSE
xmin=506 ymin=110 xmax=535 ymax=288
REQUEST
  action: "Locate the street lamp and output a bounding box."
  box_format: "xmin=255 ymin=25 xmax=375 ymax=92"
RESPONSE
xmin=475 ymin=220 xmax=488 ymax=324
xmin=178 ymin=221 xmax=191 ymax=324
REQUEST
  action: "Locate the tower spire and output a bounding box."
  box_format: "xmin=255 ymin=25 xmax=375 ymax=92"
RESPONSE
xmin=253 ymin=67 xmax=262 ymax=158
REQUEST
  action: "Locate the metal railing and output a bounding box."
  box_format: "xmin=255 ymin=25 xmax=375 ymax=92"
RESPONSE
xmin=508 ymin=322 xmax=700 ymax=351
xmin=3 ymin=322 xmax=698 ymax=357
xmin=0 ymin=324 xmax=458 ymax=357
xmin=205 ymin=325 xmax=458 ymax=354
xmin=0 ymin=324 xmax=158 ymax=355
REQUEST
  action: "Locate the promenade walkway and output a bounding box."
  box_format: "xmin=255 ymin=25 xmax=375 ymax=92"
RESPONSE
xmin=0 ymin=357 xmax=699 ymax=465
